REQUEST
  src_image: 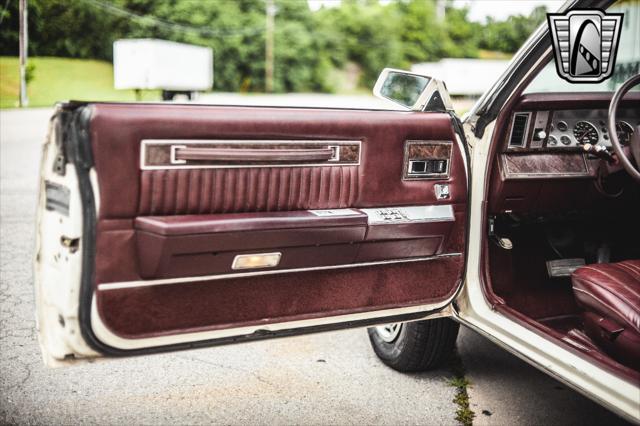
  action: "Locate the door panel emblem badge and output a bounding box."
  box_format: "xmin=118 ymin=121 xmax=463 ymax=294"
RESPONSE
xmin=547 ymin=9 xmax=623 ymax=83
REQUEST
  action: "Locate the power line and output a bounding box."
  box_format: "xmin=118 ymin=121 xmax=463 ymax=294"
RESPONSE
xmin=83 ymin=0 xmax=265 ymax=37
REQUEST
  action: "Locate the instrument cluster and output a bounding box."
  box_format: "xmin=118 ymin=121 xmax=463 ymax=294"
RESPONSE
xmin=507 ymin=108 xmax=638 ymax=151
xmin=547 ymin=119 xmax=634 ymax=148
xmin=548 ymin=112 xmax=636 ymax=149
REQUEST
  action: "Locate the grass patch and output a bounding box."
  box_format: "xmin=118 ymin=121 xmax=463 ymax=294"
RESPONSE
xmin=1 ymin=56 xmax=160 ymax=108
xmin=448 ymin=350 xmax=475 ymax=426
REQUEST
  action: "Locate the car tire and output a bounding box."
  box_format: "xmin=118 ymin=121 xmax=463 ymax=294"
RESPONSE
xmin=367 ymin=318 xmax=459 ymax=372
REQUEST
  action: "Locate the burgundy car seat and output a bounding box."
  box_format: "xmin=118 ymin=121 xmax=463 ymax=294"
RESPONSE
xmin=571 ymin=260 xmax=640 ymax=370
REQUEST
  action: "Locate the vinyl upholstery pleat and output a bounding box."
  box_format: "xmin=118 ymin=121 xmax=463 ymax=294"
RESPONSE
xmin=138 ymin=166 xmax=360 ymax=215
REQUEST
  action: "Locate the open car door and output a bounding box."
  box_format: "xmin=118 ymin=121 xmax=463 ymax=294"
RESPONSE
xmin=35 ymin=89 xmax=469 ymax=362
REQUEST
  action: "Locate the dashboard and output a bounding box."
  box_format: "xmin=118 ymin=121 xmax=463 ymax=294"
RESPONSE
xmin=490 ymin=93 xmax=639 ymax=214
xmin=506 ymin=108 xmax=638 ymax=151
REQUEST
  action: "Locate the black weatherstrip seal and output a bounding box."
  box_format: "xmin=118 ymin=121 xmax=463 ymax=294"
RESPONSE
xmin=67 ymin=105 xmax=101 ymax=354
xmin=68 ymin=103 xmax=458 ymax=358
xmin=448 ymin=112 xmax=472 ymax=314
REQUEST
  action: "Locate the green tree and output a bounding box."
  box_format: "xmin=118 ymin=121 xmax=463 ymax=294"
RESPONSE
xmin=0 ymin=0 xmax=548 ymax=93
xmin=317 ymin=0 xmax=404 ymax=88
xmin=479 ymin=5 xmax=547 ymax=53
xmin=442 ymin=6 xmax=480 ymax=58
xmin=394 ymin=0 xmax=446 ymax=63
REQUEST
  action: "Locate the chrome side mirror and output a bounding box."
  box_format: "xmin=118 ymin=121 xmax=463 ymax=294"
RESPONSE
xmin=373 ymin=68 xmax=453 ymax=112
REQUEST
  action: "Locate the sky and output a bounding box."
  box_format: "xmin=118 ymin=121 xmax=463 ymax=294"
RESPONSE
xmin=307 ymin=0 xmax=566 ymax=22
xmin=453 ymin=0 xmax=564 ymax=21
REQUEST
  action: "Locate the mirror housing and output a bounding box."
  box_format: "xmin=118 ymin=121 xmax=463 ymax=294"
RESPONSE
xmin=373 ymin=68 xmax=453 ymax=112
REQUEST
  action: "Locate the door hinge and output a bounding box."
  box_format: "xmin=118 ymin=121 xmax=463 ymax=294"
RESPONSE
xmin=53 ymin=153 xmax=66 ymax=176
xmin=53 ymin=111 xmax=68 ymax=176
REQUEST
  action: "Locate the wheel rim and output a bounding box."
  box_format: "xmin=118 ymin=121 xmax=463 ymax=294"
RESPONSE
xmin=375 ymin=323 xmax=403 ymax=343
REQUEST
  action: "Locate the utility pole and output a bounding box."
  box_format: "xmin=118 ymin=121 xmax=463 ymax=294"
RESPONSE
xmin=436 ymin=0 xmax=445 ymax=23
xmin=19 ymin=0 xmax=29 ymax=107
xmin=265 ymin=0 xmax=275 ymax=93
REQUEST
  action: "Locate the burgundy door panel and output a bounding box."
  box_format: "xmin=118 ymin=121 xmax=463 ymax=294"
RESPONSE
xmin=355 ymin=238 xmax=443 ymax=262
xmin=135 ymin=210 xmax=368 ymax=235
xmin=90 ymin=104 xmax=467 ymax=218
xmin=134 ymin=209 xmax=455 ymax=279
xmin=364 ymin=220 xmax=453 ymax=241
xmin=135 ymin=212 xmax=368 ymax=279
xmin=88 ymin=103 xmax=468 ymax=344
xmin=137 ymin=239 xmax=364 ymax=280
xmin=97 ymin=256 xmax=464 ymax=339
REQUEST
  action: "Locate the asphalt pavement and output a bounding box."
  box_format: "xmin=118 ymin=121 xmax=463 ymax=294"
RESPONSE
xmin=0 ymin=104 xmax=630 ymax=425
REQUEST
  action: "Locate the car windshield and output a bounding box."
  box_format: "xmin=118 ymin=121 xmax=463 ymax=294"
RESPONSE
xmin=525 ymin=0 xmax=639 ymax=93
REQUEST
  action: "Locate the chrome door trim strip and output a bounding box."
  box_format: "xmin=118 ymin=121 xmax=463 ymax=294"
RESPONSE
xmin=360 ymin=204 xmax=454 ymax=225
xmin=140 ymin=139 xmax=362 ymax=170
xmin=401 ymin=140 xmax=453 ymax=180
xmin=97 ymin=253 xmax=462 ymax=291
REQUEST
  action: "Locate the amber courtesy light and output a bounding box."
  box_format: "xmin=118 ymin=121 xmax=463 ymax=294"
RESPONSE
xmin=232 ymin=253 xmax=282 ymax=270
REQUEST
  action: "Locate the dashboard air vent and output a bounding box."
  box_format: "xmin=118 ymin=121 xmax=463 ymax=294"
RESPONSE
xmin=509 ymin=113 xmax=530 ymax=148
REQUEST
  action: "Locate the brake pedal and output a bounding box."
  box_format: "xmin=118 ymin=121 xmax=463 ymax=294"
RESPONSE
xmin=495 ymin=237 xmax=513 ymax=250
xmin=488 ymin=216 xmax=513 ymax=250
xmin=546 ymin=258 xmax=585 ymax=278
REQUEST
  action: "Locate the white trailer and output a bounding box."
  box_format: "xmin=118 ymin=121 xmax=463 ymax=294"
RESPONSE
xmin=113 ymin=39 xmax=213 ymax=100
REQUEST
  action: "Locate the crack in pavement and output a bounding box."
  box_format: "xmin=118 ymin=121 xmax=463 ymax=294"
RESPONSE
xmin=177 ymin=354 xmax=282 ymax=390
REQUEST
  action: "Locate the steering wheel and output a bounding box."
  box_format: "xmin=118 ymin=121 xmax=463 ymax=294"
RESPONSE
xmin=607 ymin=73 xmax=640 ymax=184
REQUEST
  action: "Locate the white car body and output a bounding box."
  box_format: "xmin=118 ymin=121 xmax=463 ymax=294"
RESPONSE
xmin=34 ymin=0 xmax=640 ymax=423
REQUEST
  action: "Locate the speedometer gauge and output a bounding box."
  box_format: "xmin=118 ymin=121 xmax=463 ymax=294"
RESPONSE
xmin=573 ymin=121 xmax=599 ymax=145
xmin=616 ymin=121 xmax=634 ymax=145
